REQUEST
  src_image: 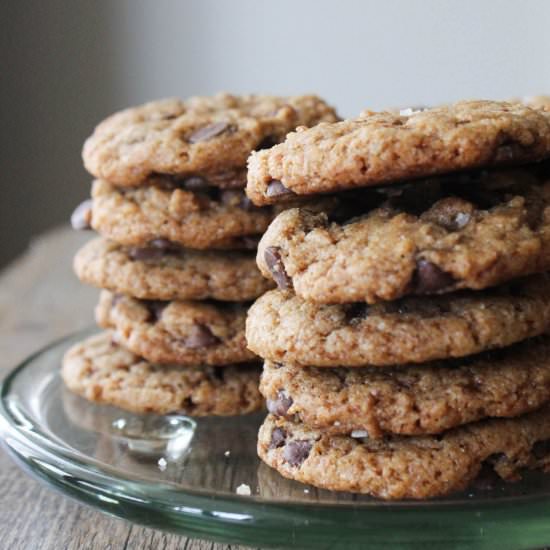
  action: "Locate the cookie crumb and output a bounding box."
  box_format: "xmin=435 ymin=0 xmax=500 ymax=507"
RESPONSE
xmin=236 ymin=483 xmax=251 ymax=496
xmin=224 ymin=450 xmax=231 ymax=457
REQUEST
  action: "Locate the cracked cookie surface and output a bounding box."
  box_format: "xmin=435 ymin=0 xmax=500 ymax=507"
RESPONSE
xmin=260 ymin=336 xmax=550 ymax=438
xmin=75 ymin=237 xmax=273 ymax=301
xmin=96 ymin=291 xmax=255 ymax=366
xmin=257 ymin=169 xmax=550 ymax=303
xmin=258 ymin=409 xmax=550 ymax=499
xmin=246 ymin=100 xmax=550 ymax=205
xmin=246 ymin=276 xmax=550 ymax=367
xmin=83 ymin=93 xmax=339 ymax=186
xmin=62 ymin=332 xmax=262 ymax=416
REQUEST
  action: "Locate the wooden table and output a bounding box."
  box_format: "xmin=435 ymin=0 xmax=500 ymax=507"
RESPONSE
xmin=0 ymin=227 xmax=254 ymax=550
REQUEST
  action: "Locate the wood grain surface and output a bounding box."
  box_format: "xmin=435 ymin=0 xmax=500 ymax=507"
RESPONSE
xmin=0 ymin=227 xmax=256 ymax=550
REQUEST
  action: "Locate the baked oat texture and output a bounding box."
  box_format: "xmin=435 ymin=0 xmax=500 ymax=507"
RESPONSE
xmin=246 ymin=276 xmax=550 ymax=367
xmin=256 ymin=170 xmax=550 ymax=303
xmin=258 ymin=410 xmax=550 ymax=499
xmin=260 ymin=336 xmax=550 ymax=437
xmin=83 ymin=93 xmax=339 ymax=186
xmin=75 ymin=237 xmax=273 ymax=301
xmin=96 ymin=291 xmax=256 ymax=366
xmin=62 ymin=332 xmax=262 ymax=416
xmin=246 ymin=100 xmax=550 ymax=205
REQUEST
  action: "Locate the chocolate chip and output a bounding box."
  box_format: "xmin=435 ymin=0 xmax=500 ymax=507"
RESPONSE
xmin=421 ymin=197 xmax=474 ymax=231
xmin=144 ymin=300 xmax=168 ymax=323
xmin=266 ymin=390 xmax=293 ymax=417
xmin=412 ymin=260 xmax=455 ymax=294
xmin=264 ymin=246 xmax=292 ymax=289
xmin=183 ymin=324 xmax=221 ymax=348
xmin=283 ymin=440 xmax=313 ymax=467
xmin=256 ymin=135 xmax=278 ymax=150
xmin=128 ymin=247 xmax=167 ymax=261
xmin=188 ymin=122 xmax=232 ymax=143
xmin=269 ymin=427 xmax=287 ymax=449
xmin=70 ymin=199 xmax=93 ymax=230
xmin=266 ymin=180 xmax=296 ymax=198
xmin=345 ymin=303 xmax=369 ymax=323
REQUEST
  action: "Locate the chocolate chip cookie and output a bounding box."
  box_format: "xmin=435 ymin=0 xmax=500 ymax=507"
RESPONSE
xmin=258 ymin=408 xmax=550 ymax=499
xmin=246 ymin=275 xmax=550 ymax=367
xmin=247 ymin=100 xmax=550 ymax=205
xmin=261 ymin=336 xmax=550 ymax=438
xmin=75 ymin=237 xmax=274 ymax=301
xmin=88 ymin=179 xmax=276 ymax=249
xmin=96 ymin=291 xmax=255 ymax=366
xmin=257 ymin=169 xmax=550 ymax=303
xmin=83 ymin=93 xmax=339 ymax=186
xmin=62 ymin=332 xmax=263 ymax=416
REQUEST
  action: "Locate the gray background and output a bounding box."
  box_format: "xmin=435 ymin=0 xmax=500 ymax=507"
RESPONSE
xmin=3 ymin=0 xmax=550 ymax=267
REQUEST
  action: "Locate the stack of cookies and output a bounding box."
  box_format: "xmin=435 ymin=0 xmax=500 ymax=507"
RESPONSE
xmin=246 ymin=100 xmax=550 ymax=499
xmin=62 ymin=93 xmax=339 ymax=418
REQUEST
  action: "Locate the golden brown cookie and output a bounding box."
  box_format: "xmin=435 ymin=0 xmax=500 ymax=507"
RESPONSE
xmin=96 ymin=291 xmax=255 ymax=366
xmin=256 ymin=168 xmax=550 ymax=303
xmin=246 ymin=276 xmax=550 ymax=367
xmin=75 ymin=237 xmax=273 ymax=301
xmin=258 ymin=410 xmax=550 ymax=499
xmin=62 ymin=332 xmax=262 ymax=416
xmin=246 ymin=100 xmax=550 ymax=205
xmin=83 ymin=93 xmax=338 ymax=186
xmin=260 ymin=337 xmax=550 ymax=438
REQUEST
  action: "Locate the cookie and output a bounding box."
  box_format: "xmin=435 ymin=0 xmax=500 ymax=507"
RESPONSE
xmin=96 ymin=291 xmax=255 ymax=366
xmin=88 ymin=179 xmax=276 ymax=249
xmin=83 ymin=93 xmax=339 ymax=186
xmin=74 ymin=237 xmax=274 ymax=301
xmin=62 ymin=332 xmax=263 ymax=416
xmin=257 ymin=169 xmax=550 ymax=303
xmin=258 ymin=410 xmax=550 ymax=499
xmin=246 ymin=100 xmax=550 ymax=205
xmin=246 ymin=276 xmax=550 ymax=367
xmin=261 ymin=336 xmax=550 ymax=438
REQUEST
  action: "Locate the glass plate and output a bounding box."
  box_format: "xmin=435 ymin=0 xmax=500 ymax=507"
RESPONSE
xmin=2 ymin=330 xmax=550 ymax=549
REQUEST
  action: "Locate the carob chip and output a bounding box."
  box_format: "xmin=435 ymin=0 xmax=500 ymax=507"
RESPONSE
xmin=283 ymin=440 xmax=313 ymax=467
xmin=183 ymin=324 xmax=221 ymax=348
xmin=266 ymin=180 xmax=296 ymax=198
xmin=70 ymin=199 xmax=93 ymax=230
xmin=264 ymin=246 xmax=291 ymax=289
xmin=266 ymin=390 xmax=293 ymax=417
xmin=413 ymin=260 xmax=455 ymax=294
xmin=188 ymin=122 xmax=231 ymax=143
xmin=269 ymin=427 xmax=287 ymax=449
